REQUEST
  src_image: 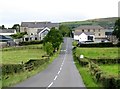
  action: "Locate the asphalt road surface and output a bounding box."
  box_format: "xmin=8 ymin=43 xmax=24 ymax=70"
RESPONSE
xmin=14 ymin=37 xmax=85 ymax=88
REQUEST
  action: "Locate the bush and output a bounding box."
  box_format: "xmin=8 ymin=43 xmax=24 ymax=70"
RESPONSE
xmin=2 ymin=64 xmax=24 ymax=75
xmin=101 ymin=75 xmax=116 ymax=89
xmin=116 ymin=78 xmax=120 ymax=88
xmin=43 ymin=42 xmax=54 ymax=56
xmin=19 ymin=40 xmax=43 ymax=46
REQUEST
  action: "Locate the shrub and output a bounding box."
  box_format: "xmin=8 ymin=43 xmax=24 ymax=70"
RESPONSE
xmin=101 ymin=75 xmax=116 ymax=89
xmin=19 ymin=40 xmax=43 ymax=46
xmin=43 ymin=42 xmax=54 ymax=56
xmin=2 ymin=64 xmax=24 ymax=75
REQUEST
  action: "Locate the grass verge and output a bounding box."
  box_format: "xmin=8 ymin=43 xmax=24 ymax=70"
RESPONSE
xmin=74 ymin=58 xmax=101 ymax=88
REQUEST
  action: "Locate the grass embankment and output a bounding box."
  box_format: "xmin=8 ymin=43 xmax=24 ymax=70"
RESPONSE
xmin=73 ymin=47 xmax=119 ymax=88
xmin=1 ymin=44 xmax=61 ymax=87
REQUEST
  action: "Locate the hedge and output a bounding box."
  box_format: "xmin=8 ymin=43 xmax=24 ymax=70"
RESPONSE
xmin=89 ymin=58 xmax=119 ymax=64
xmin=117 ymin=42 xmax=120 ymax=47
xmin=89 ymin=61 xmax=119 ymax=88
xmin=2 ymin=46 xmax=42 ymax=51
xmin=2 ymin=58 xmax=49 ymax=75
xmin=19 ymin=40 xmax=43 ymax=46
xmin=79 ymin=42 xmax=114 ymax=47
xmin=2 ymin=64 xmax=24 ymax=75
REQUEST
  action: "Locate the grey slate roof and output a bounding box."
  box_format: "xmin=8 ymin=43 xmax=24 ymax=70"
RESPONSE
xmin=0 ymin=29 xmax=15 ymax=33
xmin=21 ymin=22 xmax=59 ymax=28
xmin=74 ymin=25 xmax=104 ymax=30
xmin=74 ymin=32 xmax=94 ymax=35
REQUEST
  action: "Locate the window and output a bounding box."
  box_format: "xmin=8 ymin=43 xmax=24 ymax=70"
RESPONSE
xmin=88 ymin=36 xmax=93 ymax=41
xmin=31 ymin=33 xmax=33 ymax=35
xmin=82 ymin=29 xmax=84 ymax=32
xmin=99 ymin=33 xmax=101 ymax=36
xmin=88 ymin=29 xmax=90 ymax=32
xmin=35 ymin=37 xmax=37 ymax=40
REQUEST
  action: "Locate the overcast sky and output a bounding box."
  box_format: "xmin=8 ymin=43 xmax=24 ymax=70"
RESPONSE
xmin=0 ymin=0 xmax=119 ymax=28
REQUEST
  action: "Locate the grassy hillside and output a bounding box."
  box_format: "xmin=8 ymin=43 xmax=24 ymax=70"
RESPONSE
xmin=61 ymin=17 xmax=118 ymax=29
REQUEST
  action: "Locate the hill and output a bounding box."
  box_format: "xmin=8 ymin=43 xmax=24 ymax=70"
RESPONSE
xmin=61 ymin=17 xmax=118 ymax=29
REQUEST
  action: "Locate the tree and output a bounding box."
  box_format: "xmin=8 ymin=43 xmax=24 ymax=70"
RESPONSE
xmin=1 ymin=25 xmax=5 ymax=29
xmin=44 ymin=42 xmax=54 ymax=56
xmin=10 ymin=32 xmax=27 ymax=39
xmin=113 ymin=18 xmax=120 ymax=41
xmin=12 ymin=24 xmax=20 ymax=32
xmin=59 ymin=25 xmax=71 ymax=37
xmin=43 ymin=27 xmax=63 ymax=51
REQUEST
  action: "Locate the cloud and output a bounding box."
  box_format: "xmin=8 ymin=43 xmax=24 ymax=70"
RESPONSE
xmin=0 ymin=0 xmax=119 ymax=27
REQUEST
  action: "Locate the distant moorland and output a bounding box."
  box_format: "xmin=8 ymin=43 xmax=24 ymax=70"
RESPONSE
xmin=61 ymin=17 xmax=118 ymax=29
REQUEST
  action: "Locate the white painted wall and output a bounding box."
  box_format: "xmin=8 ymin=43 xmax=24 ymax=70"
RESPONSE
xmin=74 ymin=35 xmax=79 ymax=41
xmin=78 ymin=33 xmax=88 ymax=42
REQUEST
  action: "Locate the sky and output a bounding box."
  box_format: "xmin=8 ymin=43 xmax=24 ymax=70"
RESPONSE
xmin=0 ymin=0 xmax=119 ymax=28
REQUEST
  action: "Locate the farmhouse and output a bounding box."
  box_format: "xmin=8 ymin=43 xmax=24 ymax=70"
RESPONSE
xmin=20 ymin=22 xmax=59 ymax=41
xmin=74 ymin=25 xmax=106 ymax=42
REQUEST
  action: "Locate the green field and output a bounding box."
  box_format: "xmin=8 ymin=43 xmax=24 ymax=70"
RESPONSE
xmin=2 ymin=45 xmax=45 ymax=64
xmin=100 ymin=64 xmax=119 ymax=76
xmin=76 ymin=47 xmax=118 ymax=59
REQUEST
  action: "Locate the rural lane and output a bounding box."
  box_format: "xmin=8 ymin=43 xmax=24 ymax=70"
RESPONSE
xmin=14 ymin=37 xmax=85 ymax=88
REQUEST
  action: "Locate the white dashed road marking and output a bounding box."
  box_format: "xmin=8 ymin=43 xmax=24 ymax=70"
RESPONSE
xmin=54 ymin=76 xmax=58 ymax=80
xmin=57 ymin=71 xmax=60 ymax=74
xmin=47 ymin=82 xmax=53 ymax=88
xmin=60 ymin=67 xmax=62 ymax=70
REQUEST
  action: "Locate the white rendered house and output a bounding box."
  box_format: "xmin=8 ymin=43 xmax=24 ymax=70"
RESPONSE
xmin=74 ymin=32 xmax=95 ymax=42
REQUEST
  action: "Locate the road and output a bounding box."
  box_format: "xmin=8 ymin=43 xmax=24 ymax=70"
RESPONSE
xmin=14 ymin=37 xmax=85 ymax=88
